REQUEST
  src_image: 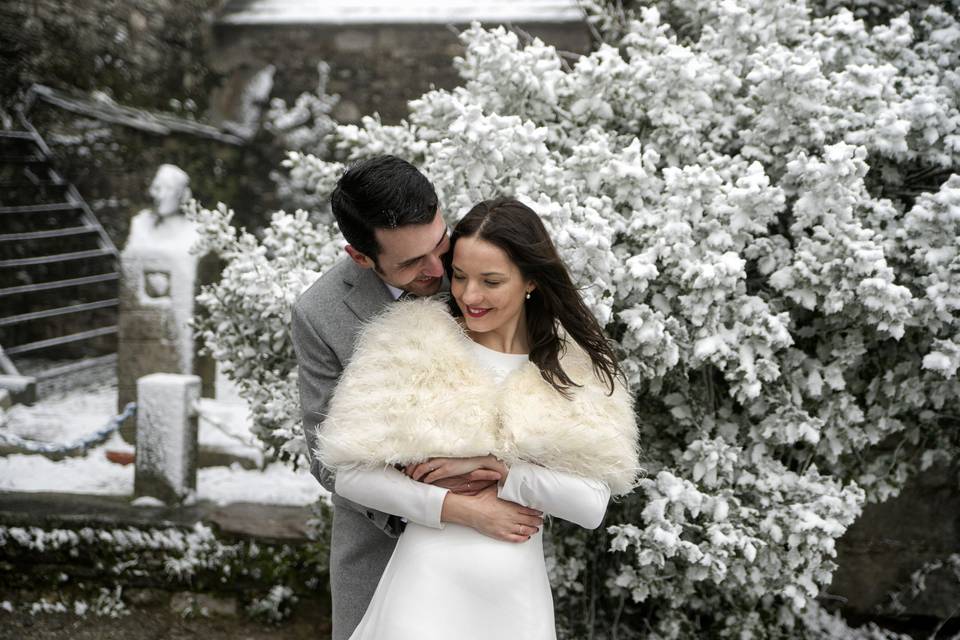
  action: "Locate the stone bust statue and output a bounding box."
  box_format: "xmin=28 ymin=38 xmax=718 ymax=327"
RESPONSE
xmin=126 ymin=164 xmax=197 ymax=249
xmin=148 ymin=164 xmax=192 ymax=220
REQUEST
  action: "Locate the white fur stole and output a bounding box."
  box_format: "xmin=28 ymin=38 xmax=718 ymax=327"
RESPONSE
xmin=317 ymin=298 xmax=640 ymax=496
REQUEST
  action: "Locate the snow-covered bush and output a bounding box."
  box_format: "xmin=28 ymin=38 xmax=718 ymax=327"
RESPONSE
xmin=0 ymin=514 xmax=331 ymax=619
xmin=191 ymin=1 xmax=960 ymax=636
xmin=187 ymin=202 xmax=341 ymax=456
xmin=265 ymin=61 xmax=341 ymax=212
xmin=246 ymin=584 xmax=298 ymax=623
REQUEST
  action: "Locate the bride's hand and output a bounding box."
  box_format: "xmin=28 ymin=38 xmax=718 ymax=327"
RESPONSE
xmin=441 ymin=485 xmax=543 ymax=543
xmin=406 ymin=455 xmax=506 ymax=484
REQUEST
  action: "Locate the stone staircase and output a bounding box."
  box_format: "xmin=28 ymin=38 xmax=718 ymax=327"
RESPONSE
xmin=0 ymin=119 xmax=119 ymax=401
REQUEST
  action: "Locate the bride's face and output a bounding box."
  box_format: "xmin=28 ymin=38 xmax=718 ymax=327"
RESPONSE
xmin=451 ymin=236 xmax=534 ymax=338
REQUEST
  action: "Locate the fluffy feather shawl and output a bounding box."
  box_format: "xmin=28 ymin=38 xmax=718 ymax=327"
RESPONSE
xmin=317 ymin=298 xmax=640 ymax=496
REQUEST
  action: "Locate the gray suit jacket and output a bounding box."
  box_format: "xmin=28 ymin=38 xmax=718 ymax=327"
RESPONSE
xmin=290 ymin=257 xmax=401 ymax=640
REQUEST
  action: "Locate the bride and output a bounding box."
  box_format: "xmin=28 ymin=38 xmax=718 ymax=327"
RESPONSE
xmin=318 ymin=197 xmax=640 ymax=639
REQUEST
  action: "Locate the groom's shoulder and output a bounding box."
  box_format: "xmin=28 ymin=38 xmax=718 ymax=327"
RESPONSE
xmin=296 ymin=257 xmax=353 ymax=309
xmin=292 ymin=258 xmax=357 ymax=330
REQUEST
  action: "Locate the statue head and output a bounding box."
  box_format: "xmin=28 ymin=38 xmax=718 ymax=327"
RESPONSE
xmin=149 ymin=164 xmax=192 ymax=219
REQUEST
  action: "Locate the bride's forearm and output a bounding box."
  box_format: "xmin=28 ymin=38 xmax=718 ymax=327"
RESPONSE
xmin=497 ymin=462 xmax=611 ymax=529
xmin=335 ymin=466 xmax=449 ymax=528
xmin=440 ymin=492 xmax=471 ymax=527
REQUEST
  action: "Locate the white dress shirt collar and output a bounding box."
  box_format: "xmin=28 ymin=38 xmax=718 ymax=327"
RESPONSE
xmin=384 ymin=282 xmax=404 ymax=300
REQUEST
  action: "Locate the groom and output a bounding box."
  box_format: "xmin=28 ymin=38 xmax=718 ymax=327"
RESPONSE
xmin=291 ymin=156 xmax=536 ymax=640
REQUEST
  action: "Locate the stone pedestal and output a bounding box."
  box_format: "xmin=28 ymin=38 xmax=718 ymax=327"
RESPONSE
xmin=118 ymin=209 xmax=217 ymax=442
xmin=134 ymin=373 xmax=199 ymax=504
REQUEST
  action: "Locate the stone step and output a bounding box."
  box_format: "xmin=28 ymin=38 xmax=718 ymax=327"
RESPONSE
xmin=0 ymin=201 xmax=81 ymax=215
xmin=0 ymin=117 xmax=119 ymax=372
xmin=0 ymin=225 xmax=97 ymax=242
xmin=0 ymin=181 xmax=69 ymax=207
xmin=0 ymin=298 xmax=119 ymax=327
xmin=0 ymin=153 xmax=46 ymax=164
xmin=0 ymin=247 xmax=115 ymax=268
xmin=3 ymin=325 xmax=118 ymax=356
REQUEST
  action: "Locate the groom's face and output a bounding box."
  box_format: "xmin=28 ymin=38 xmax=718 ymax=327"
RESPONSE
xmin=370 ymin=208 xmax=450 ymax=297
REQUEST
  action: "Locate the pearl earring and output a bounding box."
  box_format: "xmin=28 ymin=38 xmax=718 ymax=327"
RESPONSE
xmin=525 ymin=292 xmax=531 ymax=300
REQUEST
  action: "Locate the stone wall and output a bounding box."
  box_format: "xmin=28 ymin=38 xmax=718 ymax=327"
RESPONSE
xmin=829 ymin=462 xmax=960 ymax=624
xmin=209 ymin=21 xmax=592 ymax=126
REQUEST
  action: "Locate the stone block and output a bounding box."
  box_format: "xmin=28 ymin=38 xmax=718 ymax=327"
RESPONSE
xmin=134 ymin=373 xmax=200 ymax=504
xmin=118 ymin=309 xmax=179 ymax=341
xmin=118 ymin=342 xmax=182 ymax=397
xmin=0 ymin=375 xmax=37 ymax=405
xmin=118 ymin=341 xmax=184 ymax=373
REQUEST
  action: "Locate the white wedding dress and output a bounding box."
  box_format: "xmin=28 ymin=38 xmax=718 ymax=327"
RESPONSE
xmin=336 ymin=342 xmax=611 ymax=640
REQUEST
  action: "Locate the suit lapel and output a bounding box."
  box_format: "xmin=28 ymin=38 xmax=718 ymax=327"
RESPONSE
xmin=342 ymin=261 xmax=394 ymax=323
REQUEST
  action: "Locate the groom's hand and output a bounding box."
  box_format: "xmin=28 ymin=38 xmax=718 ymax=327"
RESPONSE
xmin=432 ymin=470 xmax=500 ymax=495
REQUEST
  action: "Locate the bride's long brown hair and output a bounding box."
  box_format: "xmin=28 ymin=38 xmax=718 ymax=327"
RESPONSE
xmin=446 ymin=197 xmax=623 ymax=397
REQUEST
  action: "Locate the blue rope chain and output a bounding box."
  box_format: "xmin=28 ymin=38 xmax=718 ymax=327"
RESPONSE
xmin=0 ymin=402 xmax=137 ymax=455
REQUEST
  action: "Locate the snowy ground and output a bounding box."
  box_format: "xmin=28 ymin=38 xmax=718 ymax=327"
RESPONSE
xmin=0 ymin=373 xmax=326 ymax=507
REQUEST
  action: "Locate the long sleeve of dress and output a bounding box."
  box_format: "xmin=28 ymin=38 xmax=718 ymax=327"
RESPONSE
xmin=498 ymin=461 xmax=610 ymax=530
xmin=334 ymin=465 xmax=450 ymax=529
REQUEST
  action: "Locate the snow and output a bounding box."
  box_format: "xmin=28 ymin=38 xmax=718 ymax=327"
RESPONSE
xmin=0 ymin=380 xmax=326 ymax=507
xmin=194 ymin=462 xmax=324 ymax=506
xmin=196 ymin=397 xmax=263 ymax=462
xmin=136 ymin=373 xmax=198 ymax=495
xmin=0 ymin=440 xmax=324 ymax=506
xmin=227 ymin=65 xmax=276 ymax=140
xmin=2 ymin=383 xmax=123 ymax=446
xmin=217 ymin=0 xmax=584 ymax=25
xmin=0 ymin=433 xmax=132 ymax=494
xmin=131 ymin=496 xmax=166 ymax=507
xmin=693 ymin=335 xmax=725 ymax=359
xmin=922 ymin=351 xmax=957 ymax=377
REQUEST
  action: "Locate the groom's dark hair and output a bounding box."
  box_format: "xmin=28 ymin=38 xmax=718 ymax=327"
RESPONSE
xmin=331 ymin=155 xmax=438 ymax=264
